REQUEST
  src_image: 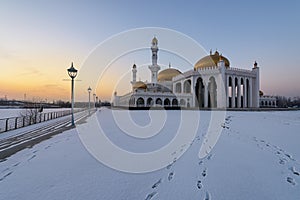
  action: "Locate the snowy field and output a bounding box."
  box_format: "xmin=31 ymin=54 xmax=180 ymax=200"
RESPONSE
xmin=0 ymin=108 xmax=72 ymax=119
xmin=0 ymin=108 xmax=300 ymax=199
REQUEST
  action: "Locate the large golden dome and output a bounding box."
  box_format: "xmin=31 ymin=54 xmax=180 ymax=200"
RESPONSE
xmin=194 ymin=51 xmax=230 ymax=70
xmin=132 ymin=81 xmax=147 ymax=89
xmin=158 ymin=68 xmax=182 ymax=82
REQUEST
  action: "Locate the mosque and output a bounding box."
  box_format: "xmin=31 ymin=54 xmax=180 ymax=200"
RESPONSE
xmin=113 ymin=37 xmax=261 ymax=109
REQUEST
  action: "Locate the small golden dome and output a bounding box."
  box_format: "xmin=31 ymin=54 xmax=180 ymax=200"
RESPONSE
xmin=259 ymin=90 xmax=264 ymax=97
xmin=152 ymin=36 xmax=158 ymax=44
xmin=158 ymin=68 xmax=182 ymax=82
xmin=194 ymin=51 xmax=230 ymax=70
xmin=133 ymin=81 xmax=147 ymax=89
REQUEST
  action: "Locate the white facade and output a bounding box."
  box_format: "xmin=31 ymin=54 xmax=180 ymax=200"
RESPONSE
xmin=113 ymin=37 xmax=260 ymax=109
xmin=260 ymin=96 xmax=277 ymax=108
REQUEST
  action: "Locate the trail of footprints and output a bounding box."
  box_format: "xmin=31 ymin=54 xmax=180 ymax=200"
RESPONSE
xmin=0 ymin=139 xmax=63 ymax=182
xmin=223 ymin=115 xmax=300 ymax=187
xmin=144 ymin=137 xmax=212 ymax=200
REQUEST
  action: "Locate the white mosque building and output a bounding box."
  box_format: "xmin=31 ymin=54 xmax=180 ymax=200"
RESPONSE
xmin=113 ymin=37 xmax=260 ymax=109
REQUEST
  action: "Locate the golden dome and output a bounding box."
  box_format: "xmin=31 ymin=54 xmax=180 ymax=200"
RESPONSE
xmin=194 ymin=51 xmax=230 ymax=70
xmin=259 ymin=90 xmax=264 ymax=97
xmin=133 ymin=81 xmax=147 ymax=89
xmin=158 ymin=68 xmax=182 ymax=82
xmin=152 ymin=36 xmax=158 ymax=44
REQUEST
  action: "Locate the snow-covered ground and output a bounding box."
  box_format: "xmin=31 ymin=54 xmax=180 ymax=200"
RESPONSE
xmin=0 ymin=109 xmax=300 ymax=199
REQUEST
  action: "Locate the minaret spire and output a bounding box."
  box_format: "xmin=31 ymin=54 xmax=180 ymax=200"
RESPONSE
xmin=148 ymin=37 xmax=160 ymax=83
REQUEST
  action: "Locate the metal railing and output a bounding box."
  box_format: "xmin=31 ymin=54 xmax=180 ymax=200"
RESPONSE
xmin=0 ymin=109 xmax=84 ymax=133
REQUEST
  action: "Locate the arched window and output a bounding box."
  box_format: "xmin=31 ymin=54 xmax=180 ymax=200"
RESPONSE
xmin=183 ymin=80 xmax=191 ymax=93
xmin=180 ymin=99 xmax=186 ymax=106
xmin=175 ymin=82 xmax=182 ymax=93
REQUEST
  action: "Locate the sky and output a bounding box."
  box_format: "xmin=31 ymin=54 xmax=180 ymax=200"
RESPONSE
xmin=0 ymin=0 xmax=299 ymax=102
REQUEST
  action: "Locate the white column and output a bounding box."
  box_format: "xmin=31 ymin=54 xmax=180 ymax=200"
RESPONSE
xmin=217 ymin=75 xmax=226 ymax=108
xmin=226 ymin=76 xmax=229 ymax=108
xmin=237 ymin=77 xmax=241 ymax=108
xmin=231 ymin=77 xmax=236 ymax=108
xmin=204 ymin=83 xmax=208 ymax=108
xmin=243 ymin=77 xmax=246 ymax=108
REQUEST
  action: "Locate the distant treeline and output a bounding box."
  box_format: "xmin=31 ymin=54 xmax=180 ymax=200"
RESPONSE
xmin=276 ymin=96 xmax=300 ymax=108
xmin=0 ymin=99 xmax=111 ymax=108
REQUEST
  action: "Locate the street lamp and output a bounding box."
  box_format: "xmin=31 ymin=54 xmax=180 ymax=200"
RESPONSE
xmin=88 ymin=86 xmax=92 ymax=115
xmin=67 ymin=62 xmax=78 ymax=126
xmin=93 ymin=93 xmax=96 ymax=108
xmin=96 ymin=96 xmax=98 ymax=108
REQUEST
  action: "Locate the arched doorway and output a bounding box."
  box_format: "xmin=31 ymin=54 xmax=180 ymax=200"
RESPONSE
xmin=164 ymin=98 xmax=170 ymax=106
xmin=136 ymin=97 xmax=144 ymax=107
xmin=172 ymin=99 xmax=178 ymax=106
xmin=246 ymin=79 xmax=250 ymax=107
xmin=195 ymin=77 xmax=204 ymax=108
xmin=156 ymin=98 xmax=162 ymax=105
xmin=208 ymin=76 xmax=217 ymax=108
xmin=147 ymin=97 xmax=153 ymax=106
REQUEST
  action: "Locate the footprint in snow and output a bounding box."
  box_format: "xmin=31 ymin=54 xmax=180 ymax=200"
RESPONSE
xmin=290 ymin=167 xmax=300 ymax=176
xmin=166 ymin=163 xmax=172 ymax=170
xmin=152 ymin=178 xmax=162 ymax=189
xmin=0 ymin=171 xmax=13 ymax=181
xmin=27 ymin=155 xmax=36 ymax=161
xmin=44 ymin=145 xmax=51 ymax=150
xmin=197 ymin=180 xmax=202 ymax=189
xmin=285 ymin=153 xmax=295 ymax=161
xmin=204 ymin=191 xmax=211 ymax=200
xmin=13 ymin=162 xmax=20 ymax=167
xmin=145 ymin=191 xmax=157 ymax=200
xmin=168 ymin=172 xmax=174 ymax=181
xmin=198 ymin=160 xmax=203 ymax=165
xmin=202 ymin=169 xmax=207 ymax=177
xmin=207 ymin=154 xmax=213 ymax=160
xmin=279 ymin=159 xmax=286 ymax=165
xmin=287 ymin=177 xmax=297 ymax=186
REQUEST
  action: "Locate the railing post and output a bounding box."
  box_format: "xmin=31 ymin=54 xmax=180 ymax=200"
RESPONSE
xmin=5 ymin=118 xmax=9 ymax=132
xmin=15 ymin=117 xmax=18 ymax=129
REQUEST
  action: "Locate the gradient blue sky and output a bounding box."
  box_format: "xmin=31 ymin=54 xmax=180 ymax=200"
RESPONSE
xmin=0 ymin=0 xmax=299 ymax=101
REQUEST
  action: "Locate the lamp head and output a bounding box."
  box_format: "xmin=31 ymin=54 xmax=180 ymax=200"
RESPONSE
xmin=67 ymin=62 xmax=78 ymax=79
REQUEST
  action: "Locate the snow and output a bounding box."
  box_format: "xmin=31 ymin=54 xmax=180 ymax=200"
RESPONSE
xmin=0 ymin=109 xmax=300 ymax=199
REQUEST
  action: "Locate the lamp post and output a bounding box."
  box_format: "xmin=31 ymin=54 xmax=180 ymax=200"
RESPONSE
xmin=88 ymin=86 xmax=92 ymax=115
xmin=96 ymin=96 xmax=98 ymax=108
xmin=93 ymin=93 xmax=96 ymax=108
xmin=67 ymin=62 xmax=78 ymax=126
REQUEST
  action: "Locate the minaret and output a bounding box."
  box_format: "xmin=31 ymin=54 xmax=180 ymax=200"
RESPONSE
xmin=131 ymin=63 xmax=137 ymax=84
xmin=148 ymin=37 xmax=160 ymax=84
xmin=253 ymin=61 xmax=260 ymax=108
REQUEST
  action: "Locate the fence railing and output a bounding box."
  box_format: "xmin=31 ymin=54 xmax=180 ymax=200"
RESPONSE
xmin=0 ymin=109 xmax=85 ymax=133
